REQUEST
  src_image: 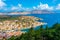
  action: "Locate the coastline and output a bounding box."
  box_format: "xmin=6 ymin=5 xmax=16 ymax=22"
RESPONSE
xmin=0 ymin=16 xmax=47 ymax=39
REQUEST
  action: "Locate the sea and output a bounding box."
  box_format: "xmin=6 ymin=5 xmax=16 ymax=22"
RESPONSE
xmin=20 ymin=13 xmax=60 ymax=31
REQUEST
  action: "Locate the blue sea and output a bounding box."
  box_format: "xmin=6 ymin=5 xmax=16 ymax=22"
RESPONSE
xmin=26 ymin=13 xmax=60 ymax=26
xmin=21 ymin=13 xmax=60 ymax=31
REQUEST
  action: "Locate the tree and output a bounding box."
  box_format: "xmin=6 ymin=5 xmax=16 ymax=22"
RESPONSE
xmin=8 ymin=36 xmax=17 ymax=40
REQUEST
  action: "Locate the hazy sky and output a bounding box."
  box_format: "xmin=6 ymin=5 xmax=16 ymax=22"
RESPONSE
xmin=0 ymin=0 xmax=60 ymax=12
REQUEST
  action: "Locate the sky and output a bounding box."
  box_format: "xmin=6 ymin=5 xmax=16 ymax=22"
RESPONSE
xmin=0 ymin=0 xmax=60 ymax=12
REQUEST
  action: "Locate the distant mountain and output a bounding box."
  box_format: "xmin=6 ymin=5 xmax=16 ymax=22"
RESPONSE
xmin=0 ymin=10 xmax=54 ymax=15
xmin=31 ymin=10 xmax=54 ymax=14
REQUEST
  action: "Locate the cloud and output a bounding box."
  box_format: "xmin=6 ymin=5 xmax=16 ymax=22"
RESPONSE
xmin=0 ymin=0 xmax=6 ymax=9
xmin=11 ymin=6 xmax=19 ymax=10
xmin=38 ymin=3 xmax=53 ymax=10
xmin=18 ymin=4 xmax=22 ymax=8
xmin=22 ymin=8 xmax=32 ymax=11
xmin=33 ymin=6 xmax=36 ymax=9
xmin=56 ymin=4 xmax=60 ymax=10
xmin=33 ymin=2 xmax=53 ymax=10
xmin=10 ymin=4 xmax=32 ymax=11
xmin=11 ymin=4 xmax=22 ymax=11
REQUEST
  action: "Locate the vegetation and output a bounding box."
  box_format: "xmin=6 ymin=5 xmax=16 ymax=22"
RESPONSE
xmin=7 ymin=23 xmax=60 ymax=40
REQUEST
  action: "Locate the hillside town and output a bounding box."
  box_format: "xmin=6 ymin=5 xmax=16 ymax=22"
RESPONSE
xmin=0 ymin=16 xmax=46 ymax=39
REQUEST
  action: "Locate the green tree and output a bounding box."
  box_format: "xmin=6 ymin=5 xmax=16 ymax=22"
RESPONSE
xmin=8 ymin=36 xmax=17 ymax=40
